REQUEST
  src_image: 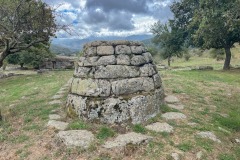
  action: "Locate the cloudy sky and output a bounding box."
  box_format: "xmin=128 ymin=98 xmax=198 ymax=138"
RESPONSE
xmin=43 ymin=0 xmax=174 ymax=47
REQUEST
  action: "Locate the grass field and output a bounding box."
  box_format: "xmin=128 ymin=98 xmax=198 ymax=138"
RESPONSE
xmin=0 ymin=68 xmax=240 ymax=159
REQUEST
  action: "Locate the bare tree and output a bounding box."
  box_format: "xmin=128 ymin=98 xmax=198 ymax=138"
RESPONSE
xmin=0 ymin=0 xmax=58 ymax=68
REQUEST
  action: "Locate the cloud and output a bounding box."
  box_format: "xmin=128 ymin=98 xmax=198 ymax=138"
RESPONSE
xmin=43 ymin=0 xmax=175 ymax=41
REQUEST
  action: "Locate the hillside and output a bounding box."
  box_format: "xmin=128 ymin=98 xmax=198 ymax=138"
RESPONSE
xmin=50 ymin=44 xmax=79 ymax=56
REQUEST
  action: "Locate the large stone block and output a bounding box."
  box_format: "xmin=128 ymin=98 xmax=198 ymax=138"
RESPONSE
xmin=70 ymin=78 xmax=111 ymax=97
xmin=130 ymin=46 xmax=145 ymax=54
xmin=94 ymin=65 xmax=140 ymax=79
xmin=74 ymin=67 xmax=91 ymax=78
xmin=78 ymin=57 xmax=99 ymax=67
xmin=83 ymin=47 xmax=97 ymax=57
xmin=115 ymin=45 xmax=131 ymax=54
xmin=111 ymin=77 xmax=154 ymax=96
xmin=131 ymin=55 xmax=146 ymax=66
xmin=153 ymin=74 xmax=162 ymax=88
xmin=143 ymin=52 xmax=153 ymax=63
xmin=96 ymin=55 xmax=116 ymax=66
xmin=116 ymin=54 xmax=131 ymax=65
xmin=140 ymin=64 xmax=156 ymax=77
xmin=97 ymin=46 xmax=114 ymax=55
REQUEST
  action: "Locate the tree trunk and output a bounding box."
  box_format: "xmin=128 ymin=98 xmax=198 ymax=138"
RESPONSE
xmin=20 ymin=63 xmax=24 ymax=68
xmin=167 ymin=56 xmax=171 ymax=67
xmin=223 ymin=47 xmax=231 ymax=70
xmin=0 ymin=51 xmax=7 ymax=68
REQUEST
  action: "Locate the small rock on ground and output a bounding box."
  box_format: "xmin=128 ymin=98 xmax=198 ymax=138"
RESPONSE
xmin=165 ymin=95 xmax=179 ymax=104
xmin=57 ymin=90 xmax=66 ymax=94
xmin=162 ymin=112 xmax=187 ymax=120
xmin=49 ymin=100 xmax=62 ymax=105
xmin=168 ymin=104 xmax=184 ymax=110
xmin=47 ymin=120 xmax=69 ymax=131
xmin=52 ymin=94 xmax=63 ymax=100
xmin=197 ymin=131 xmax=221 ymax=143
xmin=103 ymin=132 xmax=153 ymax=149
xmin=196 ymin=151 xmax=203 ymax=159
xmin=49 ymin=114 xmax=61 ymax=120
xmin=56 ymin=130 xmax=94 ymax=148
xmin=146 ymin=122 xmax=173 ymax=133
xmin=235 ymin=139 xmax=240 ymax=143
xmin=171 ymin=153 xmax=180 ymax=160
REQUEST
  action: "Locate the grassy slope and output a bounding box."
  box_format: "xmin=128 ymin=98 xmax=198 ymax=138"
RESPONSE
xmin=159 ymin=45 xmax=240 ymax=69
xmin=0 ymin=69 xmax=240 ymax=159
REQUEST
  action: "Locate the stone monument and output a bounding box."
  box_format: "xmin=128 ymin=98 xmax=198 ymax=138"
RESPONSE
xmin=66 ymin=40 xmax=164 ymax=124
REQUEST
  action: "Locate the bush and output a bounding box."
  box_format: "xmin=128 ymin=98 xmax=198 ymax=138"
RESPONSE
xmin=209 ymin=48 xmax=225 ymax=61
xmin=184 ymin=52 xmax=191 ymax=61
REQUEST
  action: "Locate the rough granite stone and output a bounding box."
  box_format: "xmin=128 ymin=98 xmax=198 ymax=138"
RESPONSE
xmin=56 ymin=130 xmax=94 ymax=148
xmin=161 ymin=112 xmax=187 ymax=120
xmin=140 ymin=64 xmax=156 ymax=77
xmin=197 ymin=131 xmax=221 ymax=143
xmin=94 ymin=65 xmax=140 ymax=79
xmin=97 ymin=46 xmax=114 ymax=55
xmin=145 ymin=122 xmax=174 ymax=133
xmin=71 ymin=78 xmax=111 ymax=97
xmin=47 ymin=120 xmax=68 ymax=130
xmin=115 ymin=45 xmax=131 ymax=54
xmin=168 ymin=104 xmax=184 ymax=110
xmin=49 ymin=100 xmax=62 ymax=105
xmin=84 ymin=47 xmax=97 ymax=57
xmin=130 ymin=46 xmax=145 ymax=54
xmin=49 ymin=114 xmax=61 ymax=120
xmin=131 ymin=55 xmax=146 ymax=66
xmin=103 ymin=132 xmax=153 ymax=149
xmin=67 ymin=40 xmax=164 ymax=124
xmin=142 ymin=52 xmax=153 ymax=63
xmin=96 ymin=55 xmax=116 ymax=66
xmin=111 ymin=77 xmax=154 ymax=96
xmin=52 ymin=94 xmax=63 ymax=100
xmin=116 ymin=54 xmax=131 ymax=65
xmin=164 ymin=95 xmax=180 ymax=104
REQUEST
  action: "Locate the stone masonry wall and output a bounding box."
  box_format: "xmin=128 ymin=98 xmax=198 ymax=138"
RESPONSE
xmin=66 ymin=40 xmax=164 ymax=124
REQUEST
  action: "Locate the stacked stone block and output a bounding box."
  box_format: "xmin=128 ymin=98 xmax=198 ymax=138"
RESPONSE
xmin=66 ymin=40 xmax=164 ymax=124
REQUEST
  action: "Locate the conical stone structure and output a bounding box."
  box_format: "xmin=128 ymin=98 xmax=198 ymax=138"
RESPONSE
xmin=66 ymin=40 xmax=164 ymax=124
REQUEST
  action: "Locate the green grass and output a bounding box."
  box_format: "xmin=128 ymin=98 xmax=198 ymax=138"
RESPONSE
xmin=68 ymin=121 xmax=89 ymax=130
xmin=218 ymin=154 xmax=236 ymax=160
xmin=132 ymin=124 xmax=146 ymax=133
xmin=176 ymin=141 xmax=193 ymax=152
xmin=96 ymin=127 xmax=115 ymax=140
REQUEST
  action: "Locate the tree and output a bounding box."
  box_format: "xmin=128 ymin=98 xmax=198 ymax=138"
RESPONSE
xmin=151 ymin=21 xmax=185 ymax=66
xmin=171 ymin=0 xmax=240 ymax=70
xmin=0 ymin=0 xmax=57 ymax=68
xmin=7 ymin=43 xmax=55 ymax=69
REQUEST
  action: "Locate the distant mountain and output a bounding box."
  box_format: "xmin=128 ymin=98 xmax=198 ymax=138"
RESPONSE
xmin=50 ymin=44 xmax=79 ymax=56
xmin=51 ymin=34 xmax=154 ymax=51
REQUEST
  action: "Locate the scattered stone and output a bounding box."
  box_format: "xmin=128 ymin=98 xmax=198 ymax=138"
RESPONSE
xmin=171 ymin=153 xmax=180 ymax=160
xmin=56 ymin=130 xmax=94 ymax=148
xmin=168 ymin=104 xmax=184 ymax=110
xmin=146 ymin=122 xmax=173 ymax=133
xmin=187 ymin=122 xmax=198 ymax=126
xmin=235 ymin=139 xmax=240 ymax=143
xmin=219 ymin=113 xmax=229 ymax=118
xmin=57 ymin=90 xmax=66 ymax=95
xmin=162 ymin=112 xmax=187 ymax=120
xmin=165 ymin=95 xmax=180 ymax=104
xmin=218 ymin=127 xmax=231 ymax=134
xmin=49 ymin=100 xmax=62 ymax=105
xmin=52 ymin=94 xmax=63 ymax=100
xmin=103 ymin=132 xmax=153 ymax=149
xmin=197 ymin=131 xmax=221 ymax=143
xmin=47 ymin=120 xmax=68 ymax=131
xmin=196 ymin=151 xmax=203 ymax=159
xmin=49 ymin=114 xmax=61 ymax=120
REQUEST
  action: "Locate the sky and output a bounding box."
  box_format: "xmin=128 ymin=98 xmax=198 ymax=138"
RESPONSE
xmin=43 ymin=0 xmax=174 ymax=47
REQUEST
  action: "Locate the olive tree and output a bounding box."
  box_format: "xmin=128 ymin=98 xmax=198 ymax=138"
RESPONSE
xmin=0 ymin=0 xmax=57 ymax=68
